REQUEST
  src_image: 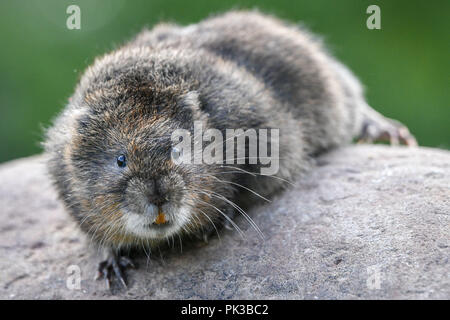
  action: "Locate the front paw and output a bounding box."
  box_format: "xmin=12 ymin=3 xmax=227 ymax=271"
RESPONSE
xmin=95 ymin=250 xmax=135 ymax=290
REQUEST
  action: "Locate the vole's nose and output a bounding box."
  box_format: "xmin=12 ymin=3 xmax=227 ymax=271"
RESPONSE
xmin=148 ymin=194 xmax=167 ymax=207
xmin=146 ymin=179 xmax=168 ymax=207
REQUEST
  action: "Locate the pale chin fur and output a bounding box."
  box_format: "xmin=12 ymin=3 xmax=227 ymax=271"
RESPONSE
xmin=121 ymin=203 xmax=191 ymax=239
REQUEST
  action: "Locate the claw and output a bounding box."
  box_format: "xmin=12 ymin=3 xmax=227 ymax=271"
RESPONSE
xmin=119 ymin=256 xmax=135 ymax=269
xmin=96 ymin=252 xmax=134 ymax=290
xmin=358 ymin=116 xmax=418 ymax=147
xmin=398 ymin=127 xmax=418 ymax=147
xmin=111 ymin=258 xmax=127 ymax=288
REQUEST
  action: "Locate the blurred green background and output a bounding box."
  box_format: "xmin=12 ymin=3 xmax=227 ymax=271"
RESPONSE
xmin=0 ymin=0 xmax=448 ymax=163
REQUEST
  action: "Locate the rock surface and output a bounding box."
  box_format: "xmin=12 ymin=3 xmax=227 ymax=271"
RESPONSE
xmin=0 ymin=145 xmax=448 ymax=299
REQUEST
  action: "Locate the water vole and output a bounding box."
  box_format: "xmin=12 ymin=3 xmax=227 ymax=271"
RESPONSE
xmin=44 ymin=10 xmax=416 ymax=288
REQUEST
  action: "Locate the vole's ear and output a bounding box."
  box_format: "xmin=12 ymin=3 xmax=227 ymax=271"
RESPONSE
xmin=177 ymin=90 xmax=209 ymax=123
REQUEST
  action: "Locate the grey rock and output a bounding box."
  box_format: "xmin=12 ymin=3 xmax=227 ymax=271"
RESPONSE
xmin=0 ymin=145 xmax=448 ymax=299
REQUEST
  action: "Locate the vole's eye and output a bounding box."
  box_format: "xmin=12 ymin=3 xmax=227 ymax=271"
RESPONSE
xmin=170 ymin=147 xmax=182 ymax=163
xmin=116 ymin=154 xmax=127 ymax=168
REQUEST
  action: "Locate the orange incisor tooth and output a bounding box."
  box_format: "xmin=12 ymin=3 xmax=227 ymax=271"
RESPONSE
xmin=155 ymin=209 xmax=167 ymax=225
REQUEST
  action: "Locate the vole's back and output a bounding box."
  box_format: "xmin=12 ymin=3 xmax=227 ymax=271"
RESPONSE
xmin=130 ymin=10 xmax=364 ymax=154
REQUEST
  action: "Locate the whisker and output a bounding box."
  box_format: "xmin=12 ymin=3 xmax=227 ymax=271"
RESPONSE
xmin=189 ymin=187 xmax=264 ymax=240
xmin=224 ymin=166 xmax=296 ymax=187
xmin=207 ymin=175 xmax=271 ymax=203
xmin=197 ymin=208 xmax=221 ymax=241
xmin=195 ymin=198 xmax=246 ymax=240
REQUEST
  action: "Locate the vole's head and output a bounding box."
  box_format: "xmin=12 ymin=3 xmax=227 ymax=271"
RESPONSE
xmin=46 ymin=53 xmax=232 ymax=247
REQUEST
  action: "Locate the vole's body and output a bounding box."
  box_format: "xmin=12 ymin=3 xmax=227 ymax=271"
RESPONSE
xmin=45 ymin=11 xmax=415 ymax=287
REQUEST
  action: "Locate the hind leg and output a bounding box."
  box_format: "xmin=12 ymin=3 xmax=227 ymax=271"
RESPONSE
xmin=357 ymin=105 xmax=417 ymax=146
